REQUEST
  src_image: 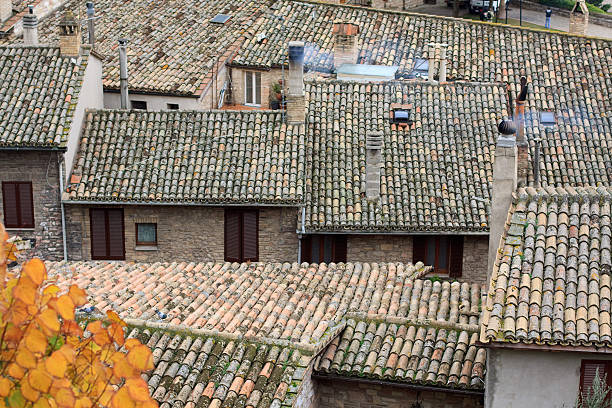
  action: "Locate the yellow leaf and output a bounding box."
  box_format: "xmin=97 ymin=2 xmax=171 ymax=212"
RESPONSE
xmin=54 ymin=387 xmax=75 ymax=408
xmin=111 ymin=386 xmax=135 ymax=408
xmin=112 ymin=353 xmax=136 ymax=378
xmin=24 ymin=328 xmax=47 ymax=354
xmin=0 ymin=377 xmax=13 ymax=397
xmin=15 ymin=347 xmax=36 ymax=369
xmin=45 ymin=351 xmax=68 ymax=377
xmin=106 ymin=310 xmax=126 ymax=327
xmin=55 ymin=295 xmax=75 ymax=320
xmin=37 ymin=308 xmax=60 ymax=335
xmin=23 ymin=259 xmax=47 ymax=286
xmin=57 ymin=344 xmax=76 ymax=364
xmin=20 ymin=378 xmax=40 ymax=402
xmin=75 ymin=397 xmax=92 ymax=408
xmin=125 ymin=378 xmax=150 ymax=402
xmin=43 ymin=285 xmax=60 ymax=296
xmin=127 ymin=345 xmax=154 ymax=371
xmin=7 ymin=363 xmax=25 ymax=380
xmin=68 ymin=285 xmax=87 ymax=307
xmin=28 ymin=368 xmax=52 ymax=393
xmin=32 ymin=398 xmax=51 ymax=408
xmin=12 ymin=281 xmax=36 ymax=306
xmin=124 ymin=338 xmax=141 ymax=350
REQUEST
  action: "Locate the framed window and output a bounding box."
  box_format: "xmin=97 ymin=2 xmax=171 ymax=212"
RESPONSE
xmin=131 ymin=100 xmax=147 ymax=110
xmin=580 ymin=360 xmax=612 ymax=397
xmin=2 ymin=181 xmax=34 ymax=228
xmin=224 ymin=209 xmax=258 ymax=262
xmin=301 ymin=235 xmax=347 ymax=264
xmin=412 ymin=236 xmax=463 ymax=277
xmin=167 ymin=103 xmax=179 ymax=110
xmin=89 ymin=208 xmax=125 ymax=260
xmin=136 ymin=223 xmax=157 ymax=246
xmin=245 ymin=71 xmax=262 ymax=106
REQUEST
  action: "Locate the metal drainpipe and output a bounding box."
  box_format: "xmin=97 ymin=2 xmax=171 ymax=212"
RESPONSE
xmin=118 ymin=39 xmax=129 ymax=109
xmin=58 ymin=155 xmax=68 ymax=261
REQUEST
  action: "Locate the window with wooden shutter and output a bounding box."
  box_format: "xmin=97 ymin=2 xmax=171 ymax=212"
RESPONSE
xmin=300 ymin=235 xmax=347 ymax=263
xmin=2 ymin=182 xmax=34 ymax=228
xmin=224 ymin=209 xmax=258 ymax=262
xmin=412 ymin=235 xmax=463 ymax=277
xmin=580 ymin=360 xmax=612 ymax=397
xmin=89 ymin=208 xmax=125 ymax=260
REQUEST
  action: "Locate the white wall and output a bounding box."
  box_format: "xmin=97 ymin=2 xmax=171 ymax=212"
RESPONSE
xmin=103 ymin=92 xmax=202 ymax=111
xmin=64 ymin=51 xmax=104 ymax=182
xmin=486 ymin=348 xmax=612 ymax=408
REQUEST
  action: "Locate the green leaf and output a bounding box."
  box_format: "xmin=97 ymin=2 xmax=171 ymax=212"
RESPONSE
xmin=48 ymin=334 xmax=64 ymax=351
xmin=7 ymin=389 xmax=25 ymax=408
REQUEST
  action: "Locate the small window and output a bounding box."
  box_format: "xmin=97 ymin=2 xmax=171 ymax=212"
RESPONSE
xmin=225 ymin=209 xmax=258 ymax=262
xmin=167 ymin=103 xmax=179 ymax=110
xmin=2 ymin=182 xmax=34 ymax=228
xmin=580 ymin=360 xmax=612 ymax=398
xmin=131 ymin=100 xmax=147 ymax=110
xmin=540 ymin=111 xmax=556 ymax=127
xmin=412 ymin=236 xmax=463 ymax=277
xmin=301 ymin=235 xmax=347 ymax=264
xmin=391 ymin=109 xmax=410 ymax=124
xmin=245 ymin=71 xmax=262 ymax=106
xmin=210 ymin=13 xmax=231 ymax=24
xmin=136 ymin=223 xmax=157 ymax=246
xmin=412 ymin=58 xmax=429 ymax=79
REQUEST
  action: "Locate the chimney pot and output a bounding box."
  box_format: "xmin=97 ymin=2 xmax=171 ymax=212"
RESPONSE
xmin=118 ymin=38 xmax=129 ymax=109
xmin=286 ymin=41 xmax=305 ymax=124
xmin=22 ymin=5 xmax=39 ymax=45
xmin=58 ymin=11 xmax=81 ymax=57
xmin=427 ymin=43 xmax=448 ymax=82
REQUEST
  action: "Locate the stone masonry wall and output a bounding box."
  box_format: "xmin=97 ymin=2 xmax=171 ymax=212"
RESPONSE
xmin=371 ymin=0 xmax=423 ymax=10
xmin=462 ymin=236 xmax=489 ymax=285
xmin=230 ymin=67 xmax=281 ymax=109
xmin=65 ymin=205 xmax=299 ymax=262
xmin=0 ymin=150 xmax=64 ymax=260
xmin=316 ymin=377 xmax=484 ymax=408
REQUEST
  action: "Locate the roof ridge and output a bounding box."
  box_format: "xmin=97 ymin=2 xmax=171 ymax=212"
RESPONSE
xmin=305 ymin=78 xmax=507 ymax=88
xmin=344 ymin=312 xmax=481 ymax=333
xmin=83 ymin=108 xmax=286 ymax=116
xmin=517 ymin=185 xmax=612 ymax=199
xmin=290 ymin=0 xmax=612 ymax=42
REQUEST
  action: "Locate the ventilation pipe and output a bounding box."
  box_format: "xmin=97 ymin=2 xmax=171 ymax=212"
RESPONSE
xmin=286 ymin=41 xmax=305 ymax=124
xmin=22 ymin=6 xmax=38 ymax=45
xmin=118 ymin=39 xmax=129 ymax=109
xmin=86 ymin=2 xmax=95 ymax=46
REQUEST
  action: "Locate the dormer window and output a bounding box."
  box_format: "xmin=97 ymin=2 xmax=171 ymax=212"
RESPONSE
xmin=540 ymin=111 xmax=555 ymax=127
xmin=412 ymin=58 xmax=429 ymax=79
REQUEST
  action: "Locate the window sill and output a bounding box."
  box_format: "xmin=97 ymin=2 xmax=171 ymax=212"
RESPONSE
xmin=5 ymin=228 xmax=35 ymax=232
xmin=244 ymin=103 xmax=262 ymax=108
xmin=134 ymin=245 xmax=158 ymax=251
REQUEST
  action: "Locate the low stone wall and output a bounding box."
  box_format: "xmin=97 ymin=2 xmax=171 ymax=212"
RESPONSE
xmin=510 ymin=0 xmax=612 ymax=28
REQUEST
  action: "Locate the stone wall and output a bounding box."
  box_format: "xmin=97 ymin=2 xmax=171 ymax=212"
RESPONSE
xmin=0 ymin=150 xmax=64 ymax=260
xmin=316 ymin=377 xmax=483 ymax=408
xmin=370 ymin=0 xmax=423 ymax=10
xmin=65 ymin=204 xmax=299 ymax=262
xmin=229 ymin=67 xmax=284 ymax=109
xmin=461 ymin=236 xmax=489 ymax=285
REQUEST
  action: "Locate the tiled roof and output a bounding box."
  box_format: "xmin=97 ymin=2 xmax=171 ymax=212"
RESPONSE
xmin=0 ymin=45 xmax=89 ymax=148
xmin=66 ymin=110 xmax=306 ymax=204
xmin=315 ymin=315 xmax=486 ymax=390
xmin=234 ymin=0 xmax=612 ymax=103
xmin=48 ymin=261 xmax=447 ymax=344
xmin=124 ymin=322 xmax=310 ymax=408
xmin=481 ymin=186 xmax=612 ymax=350
xmin=304 ymin=80 xmax=508 ymax=232
xmin=31 ymin=0 xmax=267 ymax=96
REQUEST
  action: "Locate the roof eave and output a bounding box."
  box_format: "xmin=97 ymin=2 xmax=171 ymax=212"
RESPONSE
xmin=63 ymin=199 xmax=304 ymax=207
xmin=300 ymin=229 xmax=489 ymax=235
xmin=478 ymin=340 xmax=612 ymax=354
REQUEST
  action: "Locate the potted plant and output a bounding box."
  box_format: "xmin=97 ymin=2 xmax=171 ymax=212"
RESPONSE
xmin=269 ymin=81 xmax=283 ymax=110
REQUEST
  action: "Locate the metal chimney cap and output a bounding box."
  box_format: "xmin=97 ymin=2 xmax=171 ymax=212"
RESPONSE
xmin=498 ymin=119 xmax=516 ymax=135
xmin=118 ymin=38 xmax=128 ymax=46
xmin=86 ymin=2 xmax=94 ymax=15
xmin=28 ymin=5 xmax=34 ymax=13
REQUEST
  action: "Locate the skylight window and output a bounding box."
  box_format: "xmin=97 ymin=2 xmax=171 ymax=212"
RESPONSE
xmin=412 ymin=58 xmax=429 ymax=79
xmin=540 ymin=111 xmax=556 ymax=127
xmin=392 ymin=109 xmax=410 ymax=124
xmin=210 ymin=14 xmax=231 ymax=24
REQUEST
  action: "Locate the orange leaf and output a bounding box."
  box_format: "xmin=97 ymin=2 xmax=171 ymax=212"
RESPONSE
xmin=20 ymin=377 xmax=40 ymax=402
xmin=32 ymin=398 xmax=51 ymax=408
xmin=15 ymin=347 xmax=36 ymax=369
xmin=111 ymin=353 xmax=136 ymax=378
xmin=61 ymin=319 xmax=83 ymax=337
xmin=125 ymin=378 xmax=150 ymax=402
xmin=93 ymin=329 xmax=112 ymax=346
xmin=108 ymin=322 xmax=125 ymax=346
xmin=45 ymin=351 xmax=68 ymax=377
xmin=86 ymin=320 xmax=105 ymax=335
xmin=124 ymin=338 xmax=141 ymax=350
xmin=68 ymin=285 xmax=87 ymax=307
xmin=111 ymin=386 xmax=135 ymax=408
xmin=23 ymin=259 xmax=47 ymax=286
xmin=43 ymin=285 xmax=60 ymax=296
xmin=7 ymin=300 xmax=29 ymax=326
xmin=12 ymin=281 xmax=36 ymax=306
xmin=0 ymin=377 xmax=13 ymax=397
xmin=55 ymin=295 xmax=75 ymax=320
xmin=4 ymin=325 xmax=23 ymax=344
xmin=136 ymin=400 xmax=159 ymax=408
xmin=7 ymin=363 xmax=25 ymax=380
xmin=127 ymin=345 xmax=154 ymax=371
xmin=106 ymin=310 xmax=126 ymax=327
xmin=37 ymin=308 xmax=60 ymax=335
xmin=28 ymin=368 xmax=52 ymax=393
xmin=54 ymin=387 xmax=75 ymax=408
xmin=24 ymin=328 xmax=47 ymax=354
xmin=75 ymin=397 xmax=92 ymax=408
xmin=57 ymin=344 xmax=76 ymax=364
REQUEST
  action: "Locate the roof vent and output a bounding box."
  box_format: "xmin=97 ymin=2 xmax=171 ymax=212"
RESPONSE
xmin=210 ymin=14 xmax=231 ymax=24
xmin=540 ymin=111 xmax=555 ymax=127
xmin=365 ymin=131 xmax=383 ymax=203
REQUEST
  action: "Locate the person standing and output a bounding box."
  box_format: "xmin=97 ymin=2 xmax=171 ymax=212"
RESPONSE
xmin=545 ymin=8 xmax=552 ymax=28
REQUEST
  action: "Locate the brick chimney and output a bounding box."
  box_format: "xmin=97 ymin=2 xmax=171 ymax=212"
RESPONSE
xmin=286 ymin=41 xmax=305 ymax=124
xmin=487 ymin=119 xmax=517 ymax=280
xmin=22 ymin=6 xmax=38 ymax=45
xmin=569 ymin=0 xmax=589 ymax=35
xmin=0 ymin=0 xmax=11 ymax=23
xmin=58 ymin=11 xmax=81 ymax=57
xmin=365 ymin=131 xmax=383 ymax=202
xmin=333 ymin=21 xmax=359 ymax=69
xmin=514 ymin=76 xmax=529 ymax=186
xmin=427 ymin=43 xmax=448 ymax=82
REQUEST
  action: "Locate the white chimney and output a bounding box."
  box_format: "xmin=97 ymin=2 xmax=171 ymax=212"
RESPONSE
xmin=427 ymin=43 xmax=449 ymax=82
xmin=118 ymin=39 xmax=129 ymax=109
xmin=286 ymin=41 xmax=305 ymax=124
xmin=0 ymin=0 xmax=11 ymax=23
xmin=366 ymin=131 xmax=383 ymax=202
xmin=22 ymin=6 xmax=38 ymax=45
xmin=487 ymin=120 xmax=517 ymax=281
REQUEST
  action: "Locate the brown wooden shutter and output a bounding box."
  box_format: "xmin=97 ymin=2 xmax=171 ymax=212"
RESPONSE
xmin=580 ymin=361 xmax=610 ymax=394
xmin=107 ymin=209 xmax=125 ymax=260
xmin=242 ymin=210 xmax=258 ymax=261
xmin=412 ymin=236 xmax=427 ymax=263
xmin=2 ymin=182 xmax=19 ymax=228
xmin=90 ymin=209 xmax=108 ymax=260
xmin=224 ymin=210 xmax=242 ymax=262
xmin=333 ymin=235 xmax=347 ymax=263
xmin=449 ymin=236 xmax=464 ymax=278
xmin=301 ymin=235 xmax=312 ymax=263
xmin=17 ymin=183 xmax=34 ymax=228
